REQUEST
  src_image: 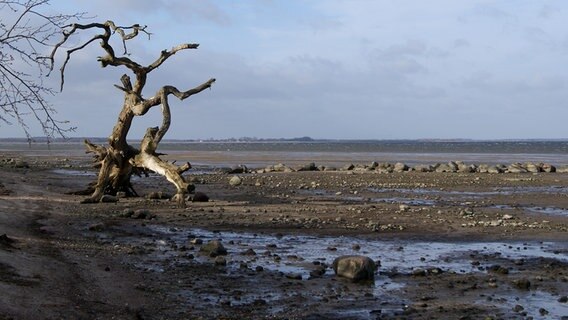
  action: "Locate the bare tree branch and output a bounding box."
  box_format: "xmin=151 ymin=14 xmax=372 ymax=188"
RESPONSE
xmin=130 ymin=78 xmax=216 ymax=116
xmin=48 ymin=21 xmax=148 ymax=91
xmin=0 ymin=0 xmax=84 ymax=141
xmin=145 ymin=43 xmax=199 ymax=73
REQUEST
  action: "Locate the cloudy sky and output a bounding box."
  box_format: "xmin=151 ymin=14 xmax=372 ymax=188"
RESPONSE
xmin=8 ymin=0 xmax=568 ymax=139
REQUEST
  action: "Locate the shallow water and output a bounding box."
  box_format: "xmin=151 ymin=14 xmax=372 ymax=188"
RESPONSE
xmin=308 ymin=188 xmax=568 ymax=217
xmin=106 ymin=225 xmax=568 ymax=318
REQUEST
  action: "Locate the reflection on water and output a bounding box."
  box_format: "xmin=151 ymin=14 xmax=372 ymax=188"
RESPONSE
xmin=103 ymin=225 xmax=568 ymax=318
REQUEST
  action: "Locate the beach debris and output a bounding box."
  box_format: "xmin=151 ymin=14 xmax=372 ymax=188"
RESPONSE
xmin=332 ymin=255 xmax=376 ymax=281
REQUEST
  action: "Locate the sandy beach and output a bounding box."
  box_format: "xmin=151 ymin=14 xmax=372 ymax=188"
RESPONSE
xmin=0 ymin=152 xmax=567 ymax=319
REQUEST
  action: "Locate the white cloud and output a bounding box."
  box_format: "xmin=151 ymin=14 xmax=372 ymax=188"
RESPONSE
xmin=3 ymin=0 xmax=567 ymax=139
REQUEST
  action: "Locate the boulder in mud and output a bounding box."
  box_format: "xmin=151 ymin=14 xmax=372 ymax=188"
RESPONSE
xmin=332 ymin=255 xmax=376 ymax=282
xmin=200 ymin=240 xmax=228 ymax=257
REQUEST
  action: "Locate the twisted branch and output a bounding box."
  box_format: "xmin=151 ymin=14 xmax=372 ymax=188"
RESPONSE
xmin=47 ymin=21 xmax=149 ymax=91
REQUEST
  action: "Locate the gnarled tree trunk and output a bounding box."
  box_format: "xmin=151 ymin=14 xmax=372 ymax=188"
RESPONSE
xmin=49 ymin=21 xmax=215 ymax=206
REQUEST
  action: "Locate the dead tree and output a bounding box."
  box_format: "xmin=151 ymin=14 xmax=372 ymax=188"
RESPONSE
xmin=49 ymin=21 xmax=215 ymax=206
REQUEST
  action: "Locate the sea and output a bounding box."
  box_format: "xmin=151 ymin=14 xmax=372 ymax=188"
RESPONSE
xmin=1 ymin=138 xmax=567 ymax=168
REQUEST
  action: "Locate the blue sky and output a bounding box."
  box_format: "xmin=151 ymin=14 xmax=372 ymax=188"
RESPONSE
xmin=4 ymin=0 xmax=568 ymax=139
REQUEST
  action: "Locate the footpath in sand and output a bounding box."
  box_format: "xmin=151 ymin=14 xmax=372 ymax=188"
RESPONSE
xmin=0 ymin=155 xmax=567 ymax=319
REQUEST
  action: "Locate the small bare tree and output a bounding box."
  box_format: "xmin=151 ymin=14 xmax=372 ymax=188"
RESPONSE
xmin=49 ymin=20 xmax=215 ymax=206
xmin=0 ymin=0 xmax=84 ymax=141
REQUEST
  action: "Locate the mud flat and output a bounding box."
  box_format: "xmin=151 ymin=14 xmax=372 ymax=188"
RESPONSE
xmin=0 ymin=154 xmax=567 ymax=319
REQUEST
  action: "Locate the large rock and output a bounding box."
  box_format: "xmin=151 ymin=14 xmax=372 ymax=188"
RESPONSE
xmin=478 ymin=164 xmax=503 ymax=174
xmin=413 ymin=164 xmax=434 ymax=172
xmin=541 ymin=163 xmax=556 ymax=173
xmin=271 ymin=163 xmax=293 ymax=172
xmin=228 ymin=164 xmax=248 ymax=174
xmin=435 ymin=162 xmax=458 ymax=173
xmin=507 ymin=163 xmax=528 ymax=173
xmin=341 ymin=164 xmax=355 ymax=171
xmin=525 ymin=162 xmax=541 ymax=173
xmin=295 ymin=162 xmax=318 ymax=172
xmin=456 ymin=161 xmax=476 ymax=173
xmin=199 ymin=240 xmax=227 ymax=257
xmin=393 ymin=163 xmax=408 ymax=173
xmin=332 ymin=255 xmax=376 ymax=282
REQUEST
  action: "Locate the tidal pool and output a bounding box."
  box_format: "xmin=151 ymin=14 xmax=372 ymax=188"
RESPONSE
xmin=102 ymin=225 xmax=568 ymax=318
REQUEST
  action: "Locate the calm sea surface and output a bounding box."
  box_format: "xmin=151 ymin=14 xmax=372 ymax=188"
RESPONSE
xmin=1 ymin=140 xmax=567 ymax=167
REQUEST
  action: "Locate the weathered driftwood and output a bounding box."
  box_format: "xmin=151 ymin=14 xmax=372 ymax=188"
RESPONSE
xmin=50 ymin=21 xmax=215 ymax=206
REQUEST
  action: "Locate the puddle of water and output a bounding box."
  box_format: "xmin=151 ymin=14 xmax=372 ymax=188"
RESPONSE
xmin=119 ymin=225 xmax=567 ymax=278
xmin=489 ymin=204 xmax=568 ymax=217
xmin=479 ymin=290 xmax=568 ymax=319
xmin=369 ymin=186 xmax=568 ymax=197
xmin=333 ymin=188 xmax=568 ymax=217
xmin=525 ymin=206 xmax=568 ymax=216
xmin=52 ymin=169 xmax=96 ymax=177
xmin=104 ymin=225 xmax=568 ymax=319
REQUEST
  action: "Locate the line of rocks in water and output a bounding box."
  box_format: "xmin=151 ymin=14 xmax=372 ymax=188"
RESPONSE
xmin=224 ymin=161 xmax=568 ymax=174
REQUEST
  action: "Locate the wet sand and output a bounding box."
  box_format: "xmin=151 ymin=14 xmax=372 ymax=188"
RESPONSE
xmin=0 ymin=154 xmax=567 ymax=319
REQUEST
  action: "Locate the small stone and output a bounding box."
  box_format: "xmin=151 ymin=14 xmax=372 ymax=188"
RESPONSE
xmin=512 ymin=279 xmax=531 ymax=290
xmin=190 ymin=238 xmax=203 ymax=245
xmin=132 ymin=209 xmax=151 ymax=219
xmin=412 ymin=268 xmax=427 ymax=277
xmin=229 ymin=176 xmax=243 ymax=186
xmin=200 ymin=240 xmax=227 ymax=257
xmin=285 ymin=273 xmax=302 ymax=280
xmin=214 ymin=256 xmax=227 ymax=266
xmin=100 ymin=195 xmax=118 ymax=203
xmin=88 ymin=223 xmax=105 ymax=231
xmin=558 ymin=296 xmax=568 ymax=303
xmin=399 ymin=204 xmax=410 ymax=212
xmin=512 ymin=304 xmax=524 ymax=312
xmin=488 ymin=265 xmax=509 ymax=275
xmin=242 ymin=248 xmax=256 ymax=256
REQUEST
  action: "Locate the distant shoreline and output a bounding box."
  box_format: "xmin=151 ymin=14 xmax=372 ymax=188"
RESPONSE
xmin=1 ymin=137 xmax=568 ymax=144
